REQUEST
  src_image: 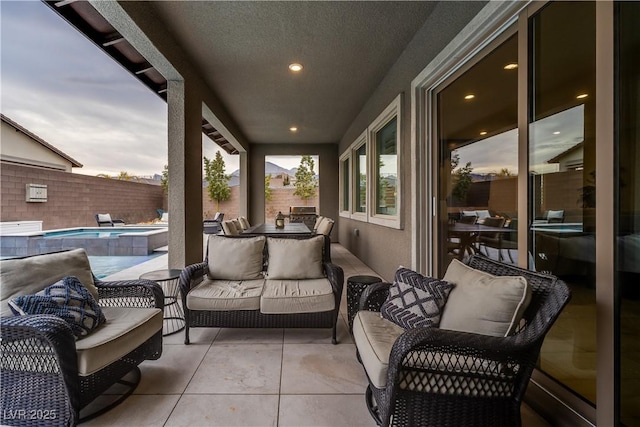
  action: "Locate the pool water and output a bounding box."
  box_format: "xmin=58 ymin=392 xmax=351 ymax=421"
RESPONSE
xmin=89 ymin=254 xmax=163 ymax=279
xmin=43 ymin=228 xmax=161 ymax=238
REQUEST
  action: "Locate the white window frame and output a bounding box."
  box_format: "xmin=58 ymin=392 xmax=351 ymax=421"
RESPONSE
xmin=350 ymin=130 xmax=369 ymax=222
xmin=368 ymin=94 xmax=402 ymax=229
xmin=339 ymin=150 xmax=352 ymax=218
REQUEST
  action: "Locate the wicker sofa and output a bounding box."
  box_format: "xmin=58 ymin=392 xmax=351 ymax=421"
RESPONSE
xmin=0 ymin=249 xmax=164 ymax=426
xmin=180 ymin=234 xmax=344 ymax=344
xmin=353 ymin=255 xmax=571 ymax=427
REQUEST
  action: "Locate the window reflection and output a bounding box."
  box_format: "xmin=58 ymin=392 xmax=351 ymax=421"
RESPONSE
xmin=375 ymin=117 xmax=397 ymax=215
xmin=355 ymin=144 xmax=366 ymax=213
xmin=530 ymin=1 xmax=596 ymax=405
xmin=437 ymin=34 xmax=518 ymax=274
xmin=342 ymin=158 xmax=350 ymax=212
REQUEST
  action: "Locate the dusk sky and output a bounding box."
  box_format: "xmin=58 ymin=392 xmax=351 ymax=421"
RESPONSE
xmin=0 ymin=0 xmax=239 ymax=177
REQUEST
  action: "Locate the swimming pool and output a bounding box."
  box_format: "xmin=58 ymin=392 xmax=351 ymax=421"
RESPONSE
xmin=89 ymin=254 xmax=164 ymax=279
xmin=43 ymin=228 xmax=160 ymax=238
xmin=0 ymin=227 xmax=168 ymax=257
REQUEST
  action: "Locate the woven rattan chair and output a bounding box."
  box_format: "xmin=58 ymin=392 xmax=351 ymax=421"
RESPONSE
xmin=94 ymin=213 xmax=125 ymax=227
xmin=356 ymin=255 xmax=571 ymax=427
xmin=0 ymin=250 xmax=164 ymax=426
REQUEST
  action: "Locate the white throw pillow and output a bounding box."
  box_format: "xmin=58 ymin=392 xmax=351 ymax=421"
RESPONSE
xmin=266 ymin=236 xmax=324 ymax=280
xmin=439 ymin=259 xmax=531 ymax=337
xmin=207 ymin=236 xmax=265 ymax=280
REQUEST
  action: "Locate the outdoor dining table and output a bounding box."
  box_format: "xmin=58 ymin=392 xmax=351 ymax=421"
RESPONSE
xmin=448 ymin=221 xmax=515 ymax=260
xmin=242 ymin=222 xmax=313 ymax=236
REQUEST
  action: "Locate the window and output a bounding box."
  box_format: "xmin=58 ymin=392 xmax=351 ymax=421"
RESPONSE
xmin=354 ymin=134 xmax=367 ymax=217
xmin=369 ymin=95 xmax=401 ymax=229
xmin=339 ymin=96 xmax=402 ymax=227
xmin=339 ymin=153 xmax=350 ymax=216
xmin=374 ymin=117 xmax=397 ymax=216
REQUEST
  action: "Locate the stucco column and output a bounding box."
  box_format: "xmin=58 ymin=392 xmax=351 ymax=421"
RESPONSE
xmin=167 ymin=79 xmax=203 ymax=268
xmin=239 ymin=151 xmax=249 ymax=218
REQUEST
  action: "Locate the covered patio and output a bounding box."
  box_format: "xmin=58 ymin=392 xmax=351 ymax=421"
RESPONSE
xmin=6 ymin=1 xmax=635 ymax=425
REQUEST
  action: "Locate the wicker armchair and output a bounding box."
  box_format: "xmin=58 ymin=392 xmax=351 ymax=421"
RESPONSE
xmin=355 ymin=255 xmax=571 ymax=427
xmin=1 ymin=250 xmax=164 ymax=426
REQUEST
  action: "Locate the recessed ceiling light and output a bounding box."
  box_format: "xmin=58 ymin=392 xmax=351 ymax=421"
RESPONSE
xmin=464 ymin=94 xmax=475 ymax=100
xmin=480 ymin=131 xmax=487 ymax=136
xmin=553 ymin=131 xmax=561 ymax=135
xmin=504 ymin=63 xmax=518 ymax=70
xmin=289 ymin=127 xmax=298 ymax=132
xmin=288 ymin=63 xmax=303 ymax=72
xmin=576 ymin=93 xmax=588 ymax=99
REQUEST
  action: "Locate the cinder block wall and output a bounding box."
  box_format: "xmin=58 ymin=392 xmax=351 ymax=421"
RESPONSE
xmin=1 ymin=163 xmax=165 ymax=230
xmin=201 ymin=186 xmax=319 ymax=223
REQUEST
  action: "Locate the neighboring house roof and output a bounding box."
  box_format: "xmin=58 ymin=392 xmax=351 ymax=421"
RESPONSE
xmin=547 ymin=142 xmax=583 ymax=164
xmin=1 ymin=114 xmax=83 ymax=168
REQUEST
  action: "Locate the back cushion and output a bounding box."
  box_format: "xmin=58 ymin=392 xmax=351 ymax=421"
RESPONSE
xmin=0 ymin=249 xmax=97 ymax=317
xmin=439 ymin=259 xmax=531 ymax=337
xmin=97 ymin=213 xmax=112 ymax=222
xmin=207 ymin=236 xmax=266 ymax=280
xmin=266 ymin=236 xmax=324 ymax=280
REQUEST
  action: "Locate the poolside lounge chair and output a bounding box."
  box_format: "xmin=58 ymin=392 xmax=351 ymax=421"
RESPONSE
xmin=95 ymin=213 xmax=125 ymax=227
xmin=203 ymin=212 xmax=224 ymax=234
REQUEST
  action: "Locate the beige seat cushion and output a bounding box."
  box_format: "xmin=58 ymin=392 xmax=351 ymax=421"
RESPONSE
xmin=352 ymin=310 xmax=405 ymax=388
xmin=0 ymin=249 xmax=98 ymax=317
xmin=207 ymin=235 xmax=265 ymax=280
xmin=266 ymin=236 xmax=324 ymax=279
xmin=260 ymin=278 xmax=335 ymax=314
xmin=75 ymin=306 xmax=162 ymax=376
xmin=439 ymin=259 xmax=531 ymax=337
xmin=354 ymin=310 xmax=506 ymax=394
xmin=186 ymin=278 xmax=264 ymax=311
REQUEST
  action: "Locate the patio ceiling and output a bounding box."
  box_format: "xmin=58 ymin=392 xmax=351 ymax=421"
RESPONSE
xmin=45 ymin=1 xmax=438 ymax=147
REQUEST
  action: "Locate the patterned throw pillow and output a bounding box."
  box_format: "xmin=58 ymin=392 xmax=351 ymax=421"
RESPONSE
xmin=381 ymin=267 xmax=455 ymax=329
xmin=8 ymin=276 xmax=106 ymax=339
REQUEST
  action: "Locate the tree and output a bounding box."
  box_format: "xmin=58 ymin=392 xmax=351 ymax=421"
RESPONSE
xmin=293 ymin=155 xmax=318 ymax=205
xmin=96 ymin=173 xmax=111 ymax=179
xmin=496 ymin=168 xmax=514 ymax=179
xmin=265 ymin=174 xmax=273 ymax=202
xmin=160 ymin=164 xmax=169 ymax=193
xmin=204 ymin=151 xmax=231 ymax=211
xmin=450 ymin=153 xmax=473 ymax=203
xmin=116 ymin=171 xmax=136 ymax=181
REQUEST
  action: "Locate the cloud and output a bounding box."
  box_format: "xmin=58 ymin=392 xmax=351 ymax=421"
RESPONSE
xmin=1 ymin=1 xmax=237 ymax=178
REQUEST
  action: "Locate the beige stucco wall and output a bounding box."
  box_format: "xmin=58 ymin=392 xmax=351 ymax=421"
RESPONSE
xmin=337 ymin=1 xmax=486 ymax=282
xmin=1 ymin=121 xmax=74 ymax=172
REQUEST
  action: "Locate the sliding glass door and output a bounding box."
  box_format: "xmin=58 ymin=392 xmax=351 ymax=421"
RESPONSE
xmin=617 ymin=2 xmax=640 ymax=424
xmin=436 ymin=33 xmax=518 ymax=274
xmin=434 ymin=0 xmax=599 ymax=412
xmin=529 ymin=1 xmax=597 ymax=405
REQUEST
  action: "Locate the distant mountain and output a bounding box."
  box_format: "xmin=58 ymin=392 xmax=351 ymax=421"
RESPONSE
xmin=265 ymin=161 xmax=295 ymax=176
xmin=229 ymin=161 xmax=296 ymax=177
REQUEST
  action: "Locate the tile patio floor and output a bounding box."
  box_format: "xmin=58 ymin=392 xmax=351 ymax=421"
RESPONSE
xmin=82 ymin=243 xmax=550 ymax=426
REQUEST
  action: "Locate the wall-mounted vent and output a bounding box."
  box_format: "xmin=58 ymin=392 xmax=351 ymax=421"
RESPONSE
xmin=26 ymin=184 xmax=47 ymax=202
